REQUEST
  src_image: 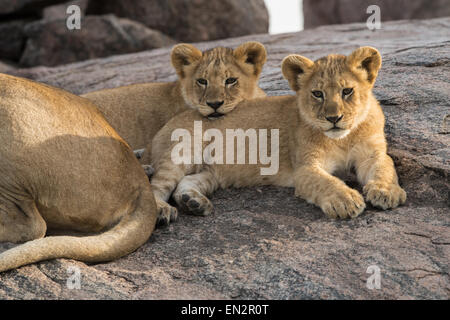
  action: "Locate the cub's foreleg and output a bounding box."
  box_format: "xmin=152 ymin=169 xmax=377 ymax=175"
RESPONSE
xmin=151 ymin=159 xmax=192 ymax=225
xmin=355 ymin=151 xmax=406 ymax=210
xmin=173 ymin=170 xmax=219 ymax=216
xmin=294 ymin=165 xmax=366 ymax=219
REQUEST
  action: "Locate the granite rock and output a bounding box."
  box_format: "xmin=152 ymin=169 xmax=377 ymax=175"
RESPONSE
xmin=303 ymin=0 xmax=450 ymax=29
xmin=0 ymin=19 xmax=29 ymax=61
xmin=19 ymin=14 xmax=175 ymax=67
xmin=0 ymin=0 xmax=62 ymax=16
xmin=86 ymin=0 xmax=269 ymax=42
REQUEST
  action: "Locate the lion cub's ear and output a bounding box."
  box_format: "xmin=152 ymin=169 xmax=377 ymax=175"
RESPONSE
xmin=346 ymin=46 xmax=382 ymax=86
xmin=281 ymin=54 xmax=314 ymax=92
xmin=233 ymin=42 xmax=267 ymax=76
xmin=171 ymin=44 xmax=203 ymax=78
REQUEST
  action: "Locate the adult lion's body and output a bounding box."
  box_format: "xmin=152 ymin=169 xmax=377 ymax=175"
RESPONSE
xmin=150 ymin=47 xmax=406 ymax=220
xmin=82 ymin=42 xmax=267 ymax=165
xmin=0 ymin=73 xmax=157 ymax=272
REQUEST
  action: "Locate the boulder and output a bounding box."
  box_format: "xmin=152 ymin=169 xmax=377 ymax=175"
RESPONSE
xmin=19 ymin=14 xmax=175 ymax=67
xmin=2 ymin=17 xmax=449 ymax=299
xmin=86 ymin=0 xmax=269 ymax=42
xmin=303 ymin=0 xmax=450 ymax=28
xmin=0 ymin=19 xmax=29 ymax=61
xmin=0 ymin=0 xmax=63 ymax=16
xmin=42 ymin=0 xmax=88 ymax=20
xmin=0 ymin=61 xmax=17 ymax=73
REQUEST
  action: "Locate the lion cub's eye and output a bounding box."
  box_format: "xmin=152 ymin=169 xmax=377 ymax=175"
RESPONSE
xmin=312 ymin=91 xmax=324 ymax=99
xmin=196 ymin=78 xmax=208 ymax=86
xmin=225 ymin=77 xmax=238 ymax=85
xmin=342 ymin=88 xmax=353 ymax=97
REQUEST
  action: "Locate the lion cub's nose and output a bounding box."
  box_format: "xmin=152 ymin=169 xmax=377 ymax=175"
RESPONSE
xmin=207 ymin=101 xmax=224 ymax=110
xmin=326 ymin=115 xmax=343 ymax=124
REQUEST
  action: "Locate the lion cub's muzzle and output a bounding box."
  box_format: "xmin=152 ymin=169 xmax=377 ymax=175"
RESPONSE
xmin=325 ymin=114 xmax=345 ymax=130
xmin=326 ymin=115 xmax=343 ymax=124
xmin=208 ymin=111 xmax=225 ymax=119
xmin=323 ymin=114 xmax=351 ymax=139
xmin=206 ymin=100 xmax=225 ymax=119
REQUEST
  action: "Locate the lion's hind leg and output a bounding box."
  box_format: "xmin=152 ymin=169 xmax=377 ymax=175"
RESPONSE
xmin=0 ymin=198 xmax=46 ymax=243
xmin=173 ymin=170 xmax=218 ymax=216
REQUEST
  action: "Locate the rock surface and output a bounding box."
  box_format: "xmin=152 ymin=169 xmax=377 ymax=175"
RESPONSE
xmin=42 ymin=0 xmax=88 ymax=20
xmin=87 ymin=0 xmax=269 ymax=42
xmin=1 ymin=17 xmax=449 ymax=299
xmin=303 ymin=0 xmax=450 ymax=29
xmin=0 ymin=19 xmax=29 ymax=61
xmin=19 ymin=15 xmax=175 ymax=67
xmin=0 ymin=0 xmax=61 ymax=16
xmin=0 ymin=61 xmax=16 ymax=74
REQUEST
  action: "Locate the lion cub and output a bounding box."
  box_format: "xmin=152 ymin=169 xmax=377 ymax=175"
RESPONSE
xmin=83 ymin=42 xmax=267 ymax=164
xmin=150 ymin=47 xmax=406 ymax=222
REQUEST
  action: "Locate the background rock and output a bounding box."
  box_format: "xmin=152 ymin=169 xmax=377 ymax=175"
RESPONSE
xmin=0 ymin=19 xmax=29 ymax=61
xmin=303 ymin=0 xmax=450 ymax=29
xmin=0 ymin=0 xmax=268 ymax=67
xmin=42 ymin=0 xmax=88 ymax=20
xmin=0 ymin=0 xmax=62 ymax=16
xmin=0 ymin=61 xmax=16 ymax=73
xmin=86 ymin=0 xmax=269 ymax=42
xmin=19 ymin=14 xmax=175 ymax=67
xmin=1 ymin=17 xmax=449 ymax=299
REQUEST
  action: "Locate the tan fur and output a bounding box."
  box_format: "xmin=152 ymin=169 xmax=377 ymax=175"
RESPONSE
xmin=150 ymin=47 xmax=406 ymax=221
xmin=82 ymin=42 xmax=267 ymax=164
xmin=0 ymin=73 xmax=157 ymax=272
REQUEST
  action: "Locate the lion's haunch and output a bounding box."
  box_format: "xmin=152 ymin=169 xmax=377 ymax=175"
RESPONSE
xmin=0 ymin=73 xmax=157 ymax=272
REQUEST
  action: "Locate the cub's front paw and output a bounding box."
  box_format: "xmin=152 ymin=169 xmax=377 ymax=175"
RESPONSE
xmin=173 ymin=188 xmax=214 ymax=216
xmin=155 ymin=199 xmax=178 ymax=226
xmin=320 ymin=187 xmax=366 ymax=219
xmin=363 ymin=181 xmax=407 ymax=210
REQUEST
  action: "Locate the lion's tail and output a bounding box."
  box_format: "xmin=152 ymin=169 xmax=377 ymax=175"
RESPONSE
xmin=0 ymin=188 xmax=156 ymax=273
